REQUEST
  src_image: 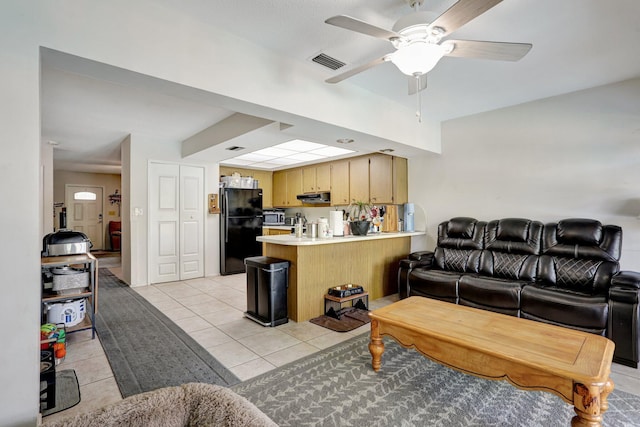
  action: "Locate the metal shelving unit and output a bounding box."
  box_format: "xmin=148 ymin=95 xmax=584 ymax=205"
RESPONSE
xmin=41 ymin=253 xmax=98 ymax=339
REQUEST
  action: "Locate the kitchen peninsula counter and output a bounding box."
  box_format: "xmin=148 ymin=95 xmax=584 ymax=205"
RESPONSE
xmin=257 ymin=231 xmax=425 ymax=322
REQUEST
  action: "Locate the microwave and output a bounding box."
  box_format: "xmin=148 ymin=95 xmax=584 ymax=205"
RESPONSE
xmin=263 ymin=209 xmax=285 ymax=225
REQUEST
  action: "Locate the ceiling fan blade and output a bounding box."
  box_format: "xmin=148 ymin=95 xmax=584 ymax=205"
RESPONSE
xmin=408 ymin=74 xmax=428 ymax=95
xmin=325 ymin=56 xmax=388 ymax=84
xmin=325 ymin=15 xmax=400 ymax=41
xmin=430 ymin=0 xmax=504 ymax=37
xmin=443 ymin=40 xmax=532 ymax=61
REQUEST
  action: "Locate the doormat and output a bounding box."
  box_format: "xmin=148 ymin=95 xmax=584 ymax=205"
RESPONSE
xmin=42 ymin=369 xmax=81 ymax=417
xmin=90 ymin=250 xmax=121 ymax=258
xmin=309 ymin=307 xmax=371 ymax=332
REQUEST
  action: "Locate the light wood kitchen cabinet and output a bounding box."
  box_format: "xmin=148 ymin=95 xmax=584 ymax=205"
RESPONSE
xmin=261 ymin=227 xmax=292 ymax=253
xmin=263 ymin=227 xmax=292 ymax=236
xmin=273 ymin=169 xmax=303 ymax=207
xmin=302 ymin=164 xmax=330 ymax=193
xmin=369 ymin=154 xmax=393 ymax=204
xmin=330 ymin=161 xmax=350 ymax=206
xmin=349 ymin=157 xmax=370 ymax=204
xmin=361 ymin=154 xmax=409 ymax=205
xmin=392 ymin=156 xmax=408 ymax=205
xmin=286 ymin=169 xmax=303 ymax=207
xmin=220 ymin=166 xmax=274 ymax=208
xmin=272 ymin=170 xmax=287 ymax=207
xmin=271 ymin=154 xmax=408 ymax=208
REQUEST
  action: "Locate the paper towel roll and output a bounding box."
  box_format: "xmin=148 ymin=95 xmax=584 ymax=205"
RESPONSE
xmin=330 ymin=210 xmax=344 ymax=236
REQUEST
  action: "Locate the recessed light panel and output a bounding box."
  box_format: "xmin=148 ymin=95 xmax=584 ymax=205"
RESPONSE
xmin=222 ymin=139 xmax=355 ymax=170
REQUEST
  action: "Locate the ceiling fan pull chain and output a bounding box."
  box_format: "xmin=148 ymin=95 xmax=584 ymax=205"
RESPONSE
xmin=415 ymin=74 xmax=422 ymax=123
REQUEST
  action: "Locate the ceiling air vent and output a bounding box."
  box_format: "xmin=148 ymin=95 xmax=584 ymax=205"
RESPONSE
xmin=226 ymin=146 xmax=245 ymax=151
xmin=312 ymin=53 xmax=346 ymax=71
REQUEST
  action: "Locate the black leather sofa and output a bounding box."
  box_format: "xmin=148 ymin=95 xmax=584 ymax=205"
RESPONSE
xmin=398 ymin=217 xmax=640 ymax=368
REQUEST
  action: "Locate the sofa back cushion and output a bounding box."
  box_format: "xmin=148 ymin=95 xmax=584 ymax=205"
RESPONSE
xmin=539 ymin=219 xmax=622 ymax=294
xmin=438 ymin=217 xmax=485 ymax=249
xmin=544 ymin=218 xmax=622 ymax=261
xmin=434 ymin=218 xmax=485 ymax=273
xmin=485 ymin=218 xmax=543 ymax=255
xmin=480 ymin=218 xmax=543 ymax=281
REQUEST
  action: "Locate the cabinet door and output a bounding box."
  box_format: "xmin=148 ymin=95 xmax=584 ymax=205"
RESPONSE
xmin=302 ymin=167 xmax=316 ymax=193
xmin=220 ymin=167 xmax=273 ymax=208
xmin=272 ymin=171 xmax=287 ymax=207
xmin=330 ymin=161 xmax=350 ymax=206
xmin=392 ymin=156 xmax=408 ymax=205
xmin=316 ymin=164 xmax=331 ymax=192
xmin=349 ymin=157 xmax=370 ymax=204
xmin=369 ymin=154 xmax=393 ymax=204
xmin=286 ymin=169 xmax=303 ymax=206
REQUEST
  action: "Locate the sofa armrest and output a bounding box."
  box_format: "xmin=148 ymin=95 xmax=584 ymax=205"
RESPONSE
xmin=408 ymin=251 xmax=434 ymax=262
xmin=608 ymin=271 xmax=640 ymax=368
xmin=398 ymin=252 xmax=434 ymax=299
xmin=612 ymin=271 xmax=640 ymax=289
xmin=609 ymin=271 xmax=640 ymax=304
xmin=611 ymin=271 xmax=640 ymax=304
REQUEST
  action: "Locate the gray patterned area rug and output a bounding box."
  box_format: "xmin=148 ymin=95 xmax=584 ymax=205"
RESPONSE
xmin=232 ymin=334 xmax=640 ymax=427
xmin=96 ymin=269 xmax=239 ymax=397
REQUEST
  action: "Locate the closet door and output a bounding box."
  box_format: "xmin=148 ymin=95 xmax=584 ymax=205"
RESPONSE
xmin=180 ymin=165 xmax=204 ymax=280
xmin=149 ymin=163 xmax=180 ymax=284
xmin=149 ymin=163 xmax=205 ymax=284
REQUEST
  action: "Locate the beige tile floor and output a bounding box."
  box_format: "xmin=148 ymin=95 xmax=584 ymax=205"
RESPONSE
xmin=43 ymin=263 xmax=640 ymax=424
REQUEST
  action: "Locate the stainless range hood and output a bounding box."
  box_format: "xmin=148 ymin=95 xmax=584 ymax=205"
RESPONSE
xmin=296 ymin=192 xmax=331 ymax=204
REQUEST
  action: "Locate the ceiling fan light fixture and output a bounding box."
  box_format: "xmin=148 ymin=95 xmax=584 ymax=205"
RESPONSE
xmin=390 ymin=41 xmax=445 ymax=76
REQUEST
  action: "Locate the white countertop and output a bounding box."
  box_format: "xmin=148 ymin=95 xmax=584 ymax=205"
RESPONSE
xmin=257 ymin=231 xmax=425 ymax=246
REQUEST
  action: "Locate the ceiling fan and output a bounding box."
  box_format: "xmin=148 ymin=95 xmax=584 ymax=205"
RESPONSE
xmin=324 ymin=0 xmax=532 ymax=95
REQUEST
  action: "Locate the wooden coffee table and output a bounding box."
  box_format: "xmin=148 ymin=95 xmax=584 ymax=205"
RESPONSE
xmin=368 ymin=297 xmax=615 ymax=427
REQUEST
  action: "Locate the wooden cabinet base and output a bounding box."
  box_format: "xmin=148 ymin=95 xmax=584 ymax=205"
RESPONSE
xmin=262 ymin=237 xmax=409 ymax=322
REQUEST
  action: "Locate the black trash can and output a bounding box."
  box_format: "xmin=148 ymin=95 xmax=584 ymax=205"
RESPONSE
xmin=244 ymin=256 xmax=289 ymax=327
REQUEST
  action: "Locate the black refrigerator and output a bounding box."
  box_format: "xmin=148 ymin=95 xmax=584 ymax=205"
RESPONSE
xmin=220 ymin=188 xmax=263 ymax=275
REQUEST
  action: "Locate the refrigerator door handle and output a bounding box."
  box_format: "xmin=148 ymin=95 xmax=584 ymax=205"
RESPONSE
xmin=224 ymin=191 xmax=229 ymax=243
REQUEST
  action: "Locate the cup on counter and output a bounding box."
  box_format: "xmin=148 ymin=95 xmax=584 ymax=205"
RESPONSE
xmin=294 ymin=223 xmax=303 ymax=238
xmin=307 ymin=222 xmax=318 ymax=239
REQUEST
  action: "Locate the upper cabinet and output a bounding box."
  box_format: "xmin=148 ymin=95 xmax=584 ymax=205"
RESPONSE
xmin=368 ymin=154 xmax=408 ymax=205
xmin=349 ymin=157 xmax=370 ymax=204
xmin=272 ymin=170 xmax=287 ymax=207
xmin=272 ymin=169 xmax=303 ymax=208
xmin=392 ymin=156 xmax=408 ymax=205
xmin=269 ymin=154 xmax=408 ymax=208
xmin=369 ymin=155 xmax=393 ymax=204
xmin=285 ymin=169 xmax=303 ymax=207
xmin=330 ymin=161 xmax=350 ymax=206
xmin=302 ymin=164 xmax=330 ymax=193
xmin=220 ymin=166 xmax=274 ymax=208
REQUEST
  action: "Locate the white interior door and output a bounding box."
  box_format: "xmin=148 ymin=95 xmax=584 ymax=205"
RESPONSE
xmin=149 ymin=163 xmax=180 ymax=284
xmin=65 ymin=185 xmax=104 ymax=250
xmin=149 ymin=162 xmax=204 ymax=284
xmin=180 ymin=166 xmax=204 ymax=280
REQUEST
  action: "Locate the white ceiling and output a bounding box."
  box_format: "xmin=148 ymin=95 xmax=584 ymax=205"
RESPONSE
xmin=41 ymin=0 xmax=640 ymax=174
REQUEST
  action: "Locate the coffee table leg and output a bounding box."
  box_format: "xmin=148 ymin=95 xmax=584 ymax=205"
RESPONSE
xmin=369 ymin=319 xmax=384 ymax=372
xmin=571 ymin=379 xmax=614 ymax=427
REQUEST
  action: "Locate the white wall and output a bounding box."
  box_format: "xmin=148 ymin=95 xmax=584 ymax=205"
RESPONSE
xmin=0 ymin=4 xmax=41 ymax=425
xmin=41 ymin=142 xmax=55 ymax=235
xmin=409 ymin=78 xmax=640 ymax=270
